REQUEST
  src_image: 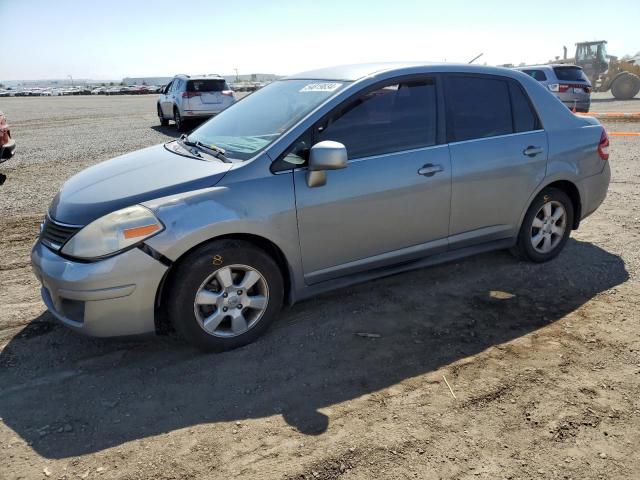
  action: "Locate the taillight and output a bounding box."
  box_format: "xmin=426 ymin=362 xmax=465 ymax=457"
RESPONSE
xmin=182 ymin=91 xmax=201 ymax=98
xmin=221 ymin=90 xmax=235 ymax=97
xmin=598 ymin=130 xmax=610 ymax=161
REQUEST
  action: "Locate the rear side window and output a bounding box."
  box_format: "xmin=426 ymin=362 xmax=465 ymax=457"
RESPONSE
xmin=446 ymin=76 xmax=512 ymax=142
xmin=187 ymin=79 xmax=228 ymax=92
xmin=553 ymin=67 xmax=587 ymax=82
xmin=509 ymin=82 xmax=538 ymax=132
xmin=522 ymin=69 xmax=548 ymax=81
xmin=318 ymin=78 xmax=437 ymax=159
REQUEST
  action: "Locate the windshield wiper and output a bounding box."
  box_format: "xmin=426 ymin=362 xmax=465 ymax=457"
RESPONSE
xmin=180 ymin=134 xmax=230 ymax=163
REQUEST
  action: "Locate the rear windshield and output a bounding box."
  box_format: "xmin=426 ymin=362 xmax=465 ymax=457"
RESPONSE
xmin=187 ymin=79 xmax=228 ymax=92
xmin=553 ymin=67 xmax=588 ymax=82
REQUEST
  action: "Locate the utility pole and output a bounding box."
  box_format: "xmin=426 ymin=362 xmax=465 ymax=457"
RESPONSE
xmin=234 ymin=68 xmax=239 ymax=82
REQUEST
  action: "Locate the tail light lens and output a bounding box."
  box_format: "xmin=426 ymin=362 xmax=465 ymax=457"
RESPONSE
xmin=598 ymin=130 xmax=610 ymax=161
xmin=182 ymin=91 xmax=201 ymax=98
xmin=549 ymin=83 xmax=590 ymax=93
xmin=221 ymin=90 xmax=235 ymax=97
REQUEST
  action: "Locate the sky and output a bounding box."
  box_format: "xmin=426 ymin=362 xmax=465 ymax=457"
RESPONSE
xmin=1 ymin=0 xmax=639 ymax=81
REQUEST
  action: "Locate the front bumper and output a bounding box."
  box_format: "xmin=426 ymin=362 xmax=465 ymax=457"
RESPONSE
xmin=31 ymin=242 xmax=168 ymax=337
xmin=0 ymin=138 xmax=16 ymax=161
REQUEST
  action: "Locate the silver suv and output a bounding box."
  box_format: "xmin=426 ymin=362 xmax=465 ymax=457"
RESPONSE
xmin=157 ymin=74 xmax=235 ymax=131
xmin=32 ymin=63 xmax=610 ymax=352
xmin=515 ymin=65 xmax=592 ymax=113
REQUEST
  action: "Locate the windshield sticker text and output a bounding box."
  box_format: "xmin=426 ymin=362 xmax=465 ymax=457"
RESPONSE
xmin=300 ymin=82 xmax=343 ymax=93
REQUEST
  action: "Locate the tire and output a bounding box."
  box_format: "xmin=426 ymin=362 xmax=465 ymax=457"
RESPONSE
xmin=166 ymin=239 xmax=284 ymax=351
xmin=174 ymin=107 xmax=187 ymax=132
xmin=158 ymin=104 xmax=169 ymax=126
xmin=511 ymin=187 xmax=574 ymax=263
xmin=611 ymin=73 xmax=640 ymax=100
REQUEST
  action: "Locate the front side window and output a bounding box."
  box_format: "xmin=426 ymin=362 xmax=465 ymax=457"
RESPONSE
xmin=188 ymin=79 xmax=349 ymax=160
xmin=446 ymin=76 xmax=513 ymax=142
xmin=318 ymin=78 xmax=437 ymax=160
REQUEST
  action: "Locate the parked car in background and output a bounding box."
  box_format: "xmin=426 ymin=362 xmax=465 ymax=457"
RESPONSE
xmin=0 ymin=111 xmax=16 ymax=162
xmin=515 ymin=64 xmax=592 ymax=112
xmin=157 ymin=74 xmax=235 ymax=131
xmin=32 ymin=62 xmax=610 ymax=352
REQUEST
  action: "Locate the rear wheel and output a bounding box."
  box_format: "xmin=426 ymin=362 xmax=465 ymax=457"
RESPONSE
xmin=611 ymin=73 xmax=640 ymax=100
xmin=511 ymin=187 xmax=574 ymax=263
xmin=167 ymin=239 xmax=284 ymax=351
xmin=158 ymin=104 xmax=168 ymax=126
xmin=174 ymin=107 xmax=187 ymax=132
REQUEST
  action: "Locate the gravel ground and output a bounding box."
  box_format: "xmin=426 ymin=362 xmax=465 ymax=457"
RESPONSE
xmin=0 ymin=95 xmax=639 ymax=480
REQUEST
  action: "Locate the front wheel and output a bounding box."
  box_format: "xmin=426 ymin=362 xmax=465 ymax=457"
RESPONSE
xmin=511 ymin=187 xmax=574 ymax=263
xmin=167 ymin=240 xmax=284 ymax=351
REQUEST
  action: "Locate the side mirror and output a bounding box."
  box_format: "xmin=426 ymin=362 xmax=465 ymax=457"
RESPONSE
xmin=306 ymin=141 xmax=348 ymax=188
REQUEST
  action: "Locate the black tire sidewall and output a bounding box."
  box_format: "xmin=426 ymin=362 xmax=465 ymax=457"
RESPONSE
xmin=517 ymin=188 xmax=574 ymax=263
xmin=167 ymin=240 xmax=284 ymax=351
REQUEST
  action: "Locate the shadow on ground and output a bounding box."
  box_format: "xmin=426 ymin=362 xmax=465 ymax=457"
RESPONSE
xmin=150 ymin=119 xmax=208 ymax=138
xmin=0 ymin=239 xmax=628 ymax=458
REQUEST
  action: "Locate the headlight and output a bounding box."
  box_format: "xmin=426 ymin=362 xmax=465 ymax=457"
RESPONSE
xmin=61 ymin=205 xmax=164 ymax=259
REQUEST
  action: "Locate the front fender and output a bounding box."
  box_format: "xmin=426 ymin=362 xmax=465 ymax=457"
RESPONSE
xmin=141 ymin=174 xmax=302 ymax=282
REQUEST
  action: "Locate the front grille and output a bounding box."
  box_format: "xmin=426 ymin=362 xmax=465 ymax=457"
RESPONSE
xmin=40 ymin=217 xmax=82 ymax=250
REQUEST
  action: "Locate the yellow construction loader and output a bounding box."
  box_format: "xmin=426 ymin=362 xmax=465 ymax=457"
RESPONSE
xmin=557 ymin=41 xmax=640 ymax=100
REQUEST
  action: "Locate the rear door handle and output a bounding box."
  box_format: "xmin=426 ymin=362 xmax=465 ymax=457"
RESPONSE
xmin=418 ymin=163 xmax=444 ymax=177
xmin=523 ymin=146 xmax=544 ymax=157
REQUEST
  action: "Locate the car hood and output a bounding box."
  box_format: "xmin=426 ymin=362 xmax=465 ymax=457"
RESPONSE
xmin=49 ymin=143 xmax=233 ymax=225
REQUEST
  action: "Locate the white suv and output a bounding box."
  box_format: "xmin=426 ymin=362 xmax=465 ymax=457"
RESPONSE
xmin=157 ymin=74 xmax=235 ymax=131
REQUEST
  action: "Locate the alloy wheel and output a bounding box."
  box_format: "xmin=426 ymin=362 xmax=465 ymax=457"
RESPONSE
xmin=193 ymin=264 xmax=269 ymax=338
xmin=530 ymin=200 xmax=566 ymax=254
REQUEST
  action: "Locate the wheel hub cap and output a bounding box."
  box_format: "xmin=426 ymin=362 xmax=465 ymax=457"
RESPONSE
xmin=530 ymin=200 xmax=567 ymax=254
xmin=193 ymin=264 xmax=269 ymax=338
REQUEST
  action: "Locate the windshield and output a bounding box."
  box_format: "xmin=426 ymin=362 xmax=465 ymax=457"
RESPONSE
xmin=187 ymin=79 xmax=349 ymax=160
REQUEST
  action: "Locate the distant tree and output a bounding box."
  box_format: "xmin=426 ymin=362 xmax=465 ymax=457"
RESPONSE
xmin=142 ymin=80 xmax=147 ymax=85
xmin=0 ymin=83 xmax=4 ymax=88
xmin=109 ymin=82 xmax=114 ymax=86
xmin=119 ymin=81 xmax=125 ymax=86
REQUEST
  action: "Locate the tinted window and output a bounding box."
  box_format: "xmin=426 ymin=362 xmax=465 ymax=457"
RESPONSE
xmin=522 ymin=69 xmax=547 ymax=81
xmin=553 ymin=67 xmax=587 ymax=82
xmin=509 ymin=82 xmax=538 ymax=132
xmin=318 ymin=78 xmax=437 ymax=159
xmin=187 ymin=79 xmax=228 ymax=92
xmin=447 ymin=76 xmax=512 ymax=142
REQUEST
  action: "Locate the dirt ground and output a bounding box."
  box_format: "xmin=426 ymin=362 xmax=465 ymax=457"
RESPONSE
xmin=0 ymin=95 xmax=639 ymax=480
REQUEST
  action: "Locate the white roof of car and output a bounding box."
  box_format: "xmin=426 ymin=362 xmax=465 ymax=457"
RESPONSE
xmin=286 ymin=62 xmax=523 ymax=81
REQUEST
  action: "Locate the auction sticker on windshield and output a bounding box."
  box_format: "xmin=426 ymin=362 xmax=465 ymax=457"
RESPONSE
xmin=300 ymin=82 xmax=343 ymax=93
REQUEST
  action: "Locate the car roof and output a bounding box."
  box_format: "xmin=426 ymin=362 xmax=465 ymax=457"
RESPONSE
xmin=174 ymin=74 xmax=224 ymax=80
xmin=286 ymin=62 xmax=526 ymax=81
xmin=515 ymin=64 xmax=583 ymax=70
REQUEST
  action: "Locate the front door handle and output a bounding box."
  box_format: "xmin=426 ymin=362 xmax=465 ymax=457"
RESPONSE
xmin=418 ymin=163 xmax=444 ymax=177
xmin=523 ymin=146 xmax=544 ymax=157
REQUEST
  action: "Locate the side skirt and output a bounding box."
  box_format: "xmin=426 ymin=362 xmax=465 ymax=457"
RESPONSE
xmin=289 ymin=238 xmax=516 ymax=304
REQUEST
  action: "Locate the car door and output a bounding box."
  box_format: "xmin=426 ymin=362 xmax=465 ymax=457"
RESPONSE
xmin=444 ymin=74 xmax=548 ymax=248
xmin=292 ymin=76 xmax=452 ymax=284
xmin=160 ymin=81 xmax=173 ymax=116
